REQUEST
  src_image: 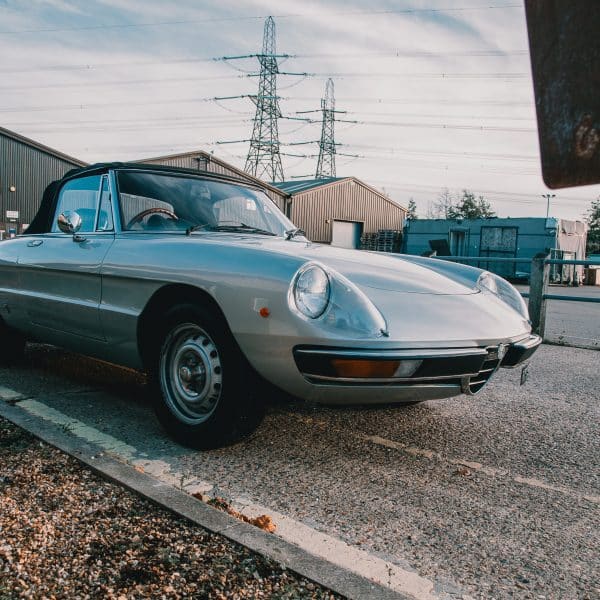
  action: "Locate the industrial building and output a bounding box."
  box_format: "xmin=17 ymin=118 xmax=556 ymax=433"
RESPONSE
xmin=0 ymin=127 xmax=86 ymax=237
xmin=273 ymin=178 xmax=406 ymax=247
xmin=403 ymin=217 xmax=588 ymax=282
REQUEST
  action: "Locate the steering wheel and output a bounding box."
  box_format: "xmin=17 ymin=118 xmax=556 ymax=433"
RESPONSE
xmin=126 ymin=207 xmax=179 ymax=230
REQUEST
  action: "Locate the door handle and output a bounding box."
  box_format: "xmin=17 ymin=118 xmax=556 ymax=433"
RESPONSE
xmin=26 ymin=240 xmax=44 ymax=247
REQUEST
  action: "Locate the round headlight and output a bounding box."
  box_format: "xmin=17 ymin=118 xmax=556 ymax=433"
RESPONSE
xmin=477 ymin=271 xmax=529 ymax=319
xmin=293 ymin=264 xmax=330 ymax=319
xmin=494 ymin=275 xmax=529 ymax=319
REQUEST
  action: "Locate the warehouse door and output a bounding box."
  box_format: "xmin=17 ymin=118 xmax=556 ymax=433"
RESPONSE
xmin=331 ymin=220 xmax=363 ymax=249
xmin=449 ymin=228 xmax=468 ymax=256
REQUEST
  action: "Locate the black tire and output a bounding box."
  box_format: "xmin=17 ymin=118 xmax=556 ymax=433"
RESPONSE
xmin=0 ymin=318 xmax=26 ymax=364
xmin=151 ymin=304 xmax=264 ymax=449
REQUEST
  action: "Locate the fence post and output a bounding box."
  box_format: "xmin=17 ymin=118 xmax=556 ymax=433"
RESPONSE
xmin=529 ymin=253 xmax=549 ymax=337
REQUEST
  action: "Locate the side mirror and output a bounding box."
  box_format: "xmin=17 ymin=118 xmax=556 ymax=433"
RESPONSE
xmin=57 ymin=211 xmax=83 ymax=236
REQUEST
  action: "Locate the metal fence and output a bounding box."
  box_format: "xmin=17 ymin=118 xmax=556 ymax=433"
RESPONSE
xmin=433 ymin=254 xmax=600 ymax=348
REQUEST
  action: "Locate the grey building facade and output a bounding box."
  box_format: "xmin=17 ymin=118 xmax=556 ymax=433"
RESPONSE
xmin=0 ymin=127 xmax=86 ymax=237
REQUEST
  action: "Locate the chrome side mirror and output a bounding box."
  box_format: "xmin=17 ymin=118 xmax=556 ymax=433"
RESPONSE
xmin=57 ymin=211 xmax=82 ymax=236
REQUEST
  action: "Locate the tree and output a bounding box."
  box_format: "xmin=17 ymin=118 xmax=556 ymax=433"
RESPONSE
xmin=447 ymin=189 xmax=496 ymax=220
xmin=407 ymin=198 xmax=418 ymax=220
xmin=585 ymin=196 xmax=600 ymax=255
xmin=427 ymin=188 xmax=454 ymax=218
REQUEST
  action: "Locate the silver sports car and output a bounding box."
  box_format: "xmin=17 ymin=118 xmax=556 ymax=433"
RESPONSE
xmin=0 ymin=164 xmax=540 ymax=448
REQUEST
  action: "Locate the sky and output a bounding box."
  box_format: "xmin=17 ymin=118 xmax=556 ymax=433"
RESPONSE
xmin=1 ymin=0 xmax=598 ymax=221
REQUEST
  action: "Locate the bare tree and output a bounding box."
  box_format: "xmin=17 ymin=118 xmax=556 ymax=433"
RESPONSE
xmin=427 ymin=188 xmax=455 ymax=218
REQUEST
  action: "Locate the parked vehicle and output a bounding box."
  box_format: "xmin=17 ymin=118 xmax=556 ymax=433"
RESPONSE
xmin=0 ymin=164 xmax=541 ymax=448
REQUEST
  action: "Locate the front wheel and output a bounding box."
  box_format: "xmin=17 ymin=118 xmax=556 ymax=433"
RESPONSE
xmin=152 ymin=305 xmax=263 ymax=449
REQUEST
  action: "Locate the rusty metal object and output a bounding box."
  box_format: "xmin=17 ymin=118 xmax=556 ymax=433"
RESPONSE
xmin=525 ymin=1 xmax=600 ymax=188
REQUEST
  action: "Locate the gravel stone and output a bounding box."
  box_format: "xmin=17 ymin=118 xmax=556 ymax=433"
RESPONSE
xmin=0 ymin=418 xmax=340 ymax=599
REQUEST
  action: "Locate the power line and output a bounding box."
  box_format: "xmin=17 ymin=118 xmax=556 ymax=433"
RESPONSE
xmin=0 ymin=4 xmax=523 ymax=35
xmin=352 ymin=120 xmax=535 ymax=132
xmin=354 ymin=154 xmax=540 ymax=176
xmin=345 ymin=111 xmax=535 ymax=122
xmin=0 ymin=49 xmax=528 ymax=74
xmin=350 ymin=143 xmax=538 ymax=162
xmin=0 ymin=74 xmax=246 ymax=92
xmin=369 ymin=181 xmax=595 ymax=206
xmin=11 ymin=119 xmax=249 ymax=135
xmin=2 ymin=116 xmax=539 ymax=165
xmin=0 ymin=73 xmax=533 ymax=97
xmin=288 ymin=97 xmax=533 ymax=106
xmin=0 ymin=96 xmax=219 ymax=113
xmin=307 ymin=72 xmax=530 ymax=79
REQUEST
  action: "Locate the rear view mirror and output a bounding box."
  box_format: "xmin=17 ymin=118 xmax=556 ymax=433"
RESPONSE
xmin=57 ymin=211 xmax=83 ymax=235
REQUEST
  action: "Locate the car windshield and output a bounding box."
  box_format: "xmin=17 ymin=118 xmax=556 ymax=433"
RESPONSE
xmin=117 ymin=170 xmax=298 ymax=237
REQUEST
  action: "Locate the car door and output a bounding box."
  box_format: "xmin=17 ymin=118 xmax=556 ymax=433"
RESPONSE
xmin=17 ymin=173 xmax=115 ymax=341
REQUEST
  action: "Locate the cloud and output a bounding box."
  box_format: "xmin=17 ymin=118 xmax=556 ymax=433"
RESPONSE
xmin=1 ymin=0 xmax=598 ymax=219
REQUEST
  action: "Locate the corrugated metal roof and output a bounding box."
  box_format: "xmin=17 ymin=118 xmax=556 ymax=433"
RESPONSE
xmin=0 ymin=127 xmax=87 ymax=167
xmin=272 ymin=177 xmax=343 ymax=194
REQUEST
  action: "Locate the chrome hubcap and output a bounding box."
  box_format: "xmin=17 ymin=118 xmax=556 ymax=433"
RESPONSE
xmin=160 ymin=323 xmax=223 ymax=425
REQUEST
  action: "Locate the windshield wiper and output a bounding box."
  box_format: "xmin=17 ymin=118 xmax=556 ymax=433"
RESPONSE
xmin=285 ymin=227 xmax=305 ymax=240
xmin=186 ymin=222 xmax=277 ymax=236
xmin=186 ymin=223 xmax=211 ymax=236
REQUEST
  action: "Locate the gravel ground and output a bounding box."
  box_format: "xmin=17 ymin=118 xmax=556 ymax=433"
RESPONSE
xmin=0 ymin=417 xmax=340 ymax=600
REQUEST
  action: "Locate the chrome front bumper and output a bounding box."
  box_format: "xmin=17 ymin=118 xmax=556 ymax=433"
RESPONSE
xmin=500 ymin=334 xmax=543 ymax=368
xmin=294 ymin=334 xmax=542 ymax=398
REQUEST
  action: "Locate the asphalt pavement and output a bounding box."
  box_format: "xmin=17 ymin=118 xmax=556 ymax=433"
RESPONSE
xmin=1 ymin=341 xmax=598 ymax=599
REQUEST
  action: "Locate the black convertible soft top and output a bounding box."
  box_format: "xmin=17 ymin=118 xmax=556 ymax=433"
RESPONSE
xmin=26 ymin=162 xmax=265 ymax=235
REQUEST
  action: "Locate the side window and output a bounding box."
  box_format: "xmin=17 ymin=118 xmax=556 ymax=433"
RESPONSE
xmin=52 ymin=175 xmax=102 ymax=233
xmin=97 ymin=176 xmax=114 ymax=232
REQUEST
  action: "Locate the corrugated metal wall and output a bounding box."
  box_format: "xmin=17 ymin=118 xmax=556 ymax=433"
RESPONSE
xmin=0 ymin=133 xmax=82 ymax=234
xmin=137 ymin=155 xmax=287 ymax=211
xmin=290 ymin=180 xmax=405 ymax=243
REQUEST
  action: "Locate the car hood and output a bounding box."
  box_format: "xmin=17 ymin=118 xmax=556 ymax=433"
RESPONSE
xmin=197 ymin=234 xmax=477 ymax=295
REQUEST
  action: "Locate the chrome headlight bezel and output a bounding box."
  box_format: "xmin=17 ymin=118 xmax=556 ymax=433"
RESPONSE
xmin=291 ymin=263 xmax=331 ymax=319
xmin=476 ymin=271 xmax=529 ymax=320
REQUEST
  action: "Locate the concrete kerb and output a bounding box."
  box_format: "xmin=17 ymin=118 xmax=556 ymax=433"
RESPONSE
xmin=0 ymin=400 xmax=411 ymax=600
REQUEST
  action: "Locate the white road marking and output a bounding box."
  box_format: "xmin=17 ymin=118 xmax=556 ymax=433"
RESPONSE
xmin=363 ymin=434 xmax=600 ymax=504
xmin=290 ymin=416 xmax=600 ymax=504
xmin=0 ymin=386 xmax=25 ymax=402
xmin=14 ymin=396 xmax=439 ymax=599
xmin=17 ymin=400 xmax=213 ymax=495
xmin=20 ymin=399 xmax=139 ymax=460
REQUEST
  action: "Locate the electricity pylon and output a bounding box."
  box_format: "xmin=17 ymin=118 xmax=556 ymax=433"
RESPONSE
xmin=316 ymin=78 xmax=337 ymax=179
xmin=244 ymin=16 xmax=284 ymax=182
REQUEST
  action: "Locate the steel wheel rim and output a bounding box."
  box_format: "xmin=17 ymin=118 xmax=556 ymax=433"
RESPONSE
xmin=160 ymin=323 xmax=223 ymax=425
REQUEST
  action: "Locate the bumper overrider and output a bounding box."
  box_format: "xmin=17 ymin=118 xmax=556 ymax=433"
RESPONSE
xmin=293 ymin=334 xmax=542 ymax=397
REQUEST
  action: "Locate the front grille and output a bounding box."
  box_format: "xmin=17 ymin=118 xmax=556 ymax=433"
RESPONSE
xmin=467 ymin=347 xmax=502 ymax=394
xmin=294 ymin=345 xmax=504 ymax=394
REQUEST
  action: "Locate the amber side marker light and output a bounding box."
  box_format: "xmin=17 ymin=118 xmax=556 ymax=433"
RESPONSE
xmin=330 ymin=358 xmax=422 ymax=379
